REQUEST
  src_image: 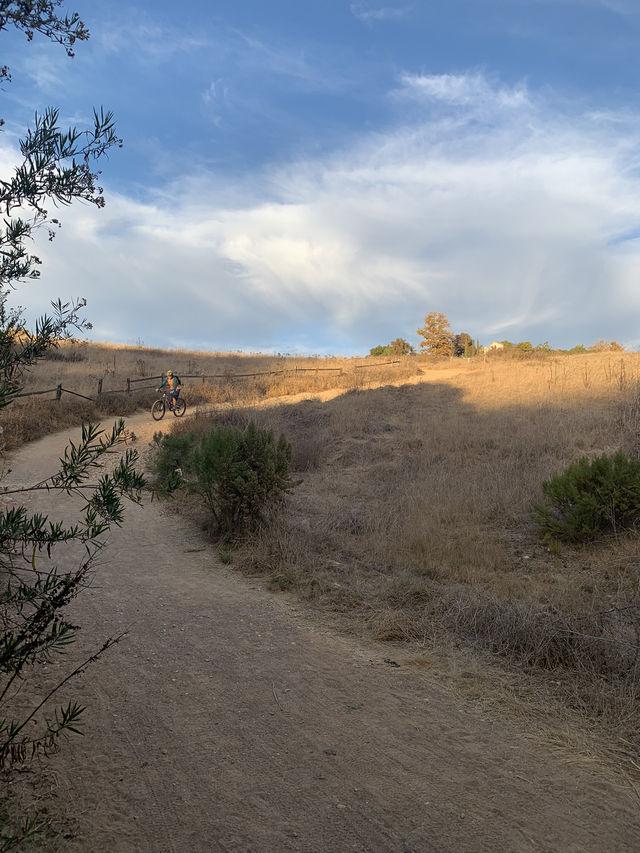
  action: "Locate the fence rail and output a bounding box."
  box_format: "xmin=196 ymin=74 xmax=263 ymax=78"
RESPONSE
xmin=13 ymin=359 xmax=403 ymax=404
xmin=15 ymin=384 xmax=94 ymax=402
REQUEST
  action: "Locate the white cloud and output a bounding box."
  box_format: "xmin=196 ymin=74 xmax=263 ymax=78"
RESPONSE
xmin=96 ymin=19 xmax=207 ymax=63
xmin=394 ymin=72 xmax=531 ymax=112
xmin=9 ymin=70 xmax=640 ymax=353
xmin=21 ymin=49 xmax=68 ymax=94
xmin=524 ymin=0 xmax=633 ymax=13
xmin=350 ymin=3 xmax=412 ymax=23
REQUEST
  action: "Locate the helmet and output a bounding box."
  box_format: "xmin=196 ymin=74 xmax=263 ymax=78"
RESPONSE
xmin=166 ymin=370 xmax=173 ymax=376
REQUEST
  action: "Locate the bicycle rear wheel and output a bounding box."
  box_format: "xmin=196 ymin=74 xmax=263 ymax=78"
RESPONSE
xmin=151 ymin=399 xmax=166 ymax=420
xmin=172 ymin=398 xmax=186 ymax=417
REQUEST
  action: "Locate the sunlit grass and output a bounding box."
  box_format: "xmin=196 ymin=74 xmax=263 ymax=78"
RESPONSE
xmin=164 ymin=350 xmax=640 ymax=761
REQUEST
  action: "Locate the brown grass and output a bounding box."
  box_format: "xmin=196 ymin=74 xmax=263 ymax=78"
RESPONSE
xmin=9 ymin=342 xmax=640 ymax=761
xmin=2 ymin=339 xmax=424 ymax=449
xmin=163 ymin=351 xmax=640 ymax=761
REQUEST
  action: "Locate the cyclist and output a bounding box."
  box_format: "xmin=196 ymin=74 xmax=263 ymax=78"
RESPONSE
xmin=157 ymin=369 xmax=182 ymax=409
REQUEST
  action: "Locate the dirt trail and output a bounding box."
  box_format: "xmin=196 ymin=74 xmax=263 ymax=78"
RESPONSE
xmin=6 ymin=406 xmax=640 ymax=852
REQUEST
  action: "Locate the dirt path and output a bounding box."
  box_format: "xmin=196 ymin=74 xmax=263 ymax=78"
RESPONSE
xmin=6 ymin=408 xmax=640 ymax=852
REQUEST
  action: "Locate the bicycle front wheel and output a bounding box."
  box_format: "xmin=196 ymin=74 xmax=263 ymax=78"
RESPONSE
xmin=172 ymin=398 xmax=186 ymax=417
xmin=151 ymin=399 xmax=166 ymax=420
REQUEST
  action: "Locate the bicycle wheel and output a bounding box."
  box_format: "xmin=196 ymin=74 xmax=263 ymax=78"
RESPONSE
xmin=172 ymin=398 xmax=186 ymax=417
xmin=151 ymin=399 xmax=166 ymax=420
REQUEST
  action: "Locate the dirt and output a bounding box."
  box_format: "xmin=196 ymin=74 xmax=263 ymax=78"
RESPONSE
xmin=5 ymin=403 xmax=640 ymax=852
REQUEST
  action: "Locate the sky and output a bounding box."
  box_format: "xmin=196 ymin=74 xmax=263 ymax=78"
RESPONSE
xmin=2 ymin=0 xmax=640 ymax=354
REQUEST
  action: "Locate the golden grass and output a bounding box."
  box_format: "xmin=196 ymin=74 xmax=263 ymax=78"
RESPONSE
xmin=8 ymin=342 xmax=640 ymax=760
xmin=2 ymin=339 xmax=424 ymax=449
xmin=163 ymin=351 xmax=640 ymax=761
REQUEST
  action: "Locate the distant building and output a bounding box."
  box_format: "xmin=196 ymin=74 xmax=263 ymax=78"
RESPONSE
xmin=486 ymin=341 xmax=504 ymax=351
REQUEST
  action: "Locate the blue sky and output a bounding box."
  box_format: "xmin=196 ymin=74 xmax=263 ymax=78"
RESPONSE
xmin=3 ymin=0 xmax=640 ymax=353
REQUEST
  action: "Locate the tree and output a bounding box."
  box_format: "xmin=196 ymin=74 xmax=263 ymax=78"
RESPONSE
xmin=389 ymin=337 xmax=413 ymax=356
xmin=589 ymin=339 xmax=624 ymax=353
xmin=416 ymin=312 xmax=454 ymax=356
xmin=0 ymin=2 xmax=89 ymax=55
xmin=369 ymin=344 xmax=391 ymax=357
xmin=0 ymin=4 xmax=140 ymax=847
xmin=453 ymin=333 xmax=474 ymax=357
xmin=516 ymin=341 xmax=533 ymax=352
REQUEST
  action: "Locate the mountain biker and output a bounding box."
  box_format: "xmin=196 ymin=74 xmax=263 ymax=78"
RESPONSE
xmin=157 ymin=370 xmax=182 ymax=409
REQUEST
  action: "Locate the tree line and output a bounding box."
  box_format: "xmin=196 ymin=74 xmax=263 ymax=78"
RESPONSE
xmin=369 ymin=312 xmax=626 ymax=358
xmin=369 ymin=312 xmax=479 ymax=358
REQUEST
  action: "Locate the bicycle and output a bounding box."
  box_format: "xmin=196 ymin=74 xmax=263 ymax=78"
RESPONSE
xmin=151 ymin=390 xmax=186 ymax=420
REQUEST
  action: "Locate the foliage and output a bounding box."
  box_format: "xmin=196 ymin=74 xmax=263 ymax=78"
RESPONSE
xmin=0 ymin=811 xmax=45 ymax=851
xmin=516 ymin=341 xmax=533 ymax=352
xmin=569 ymin=344 xmax=587 ymax=354
xmin=0 ymin=423 xmax=145 ymax=826
xmin=590 ymin=339 xmax=625 ymax=353
xmin=368 ymin=344 xmax=391 ymax=357
xmin=389 ymin=338 xmax=413 ymax=356
xmin=370 ymin=339 xmax=414 ymax=357
xmin=0 ymin=3 xmax=133 ymax=846
xmin=535 ymin=341 xmax=554 ymax=354
xmin=0 ymin=2 xmax=89 ymax=58
xmin=151 ymin=430 xmax=196 ymax=493
xmin=453 ymin=333 xmax=474 ymax=357
xmin=533 ymin=451 xmax=640 ymax=542
xmin=416 ymin=312 xmax=454 ymax=356
xmin=154 ymin=422 xmax=299 ymax=539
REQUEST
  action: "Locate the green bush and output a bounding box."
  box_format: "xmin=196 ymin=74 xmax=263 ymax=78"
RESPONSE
xmin=152 ymin=431 xmax=197 ymax=493
xmin=153 ymin=422 xmax=298 ymax=537
xmin=369 ymin=345 xmax=392 ymax=357
xmin=533 ymin=451 xmax=640 ymax=542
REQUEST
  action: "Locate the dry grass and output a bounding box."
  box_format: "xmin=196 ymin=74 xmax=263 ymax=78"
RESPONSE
xmin=164 ymin=351 xmax=640 ymax=761
xmin=2 ymin=339 xmax=424 ymax=449
xmin=9 ymin=342 xmax=640 ymax=760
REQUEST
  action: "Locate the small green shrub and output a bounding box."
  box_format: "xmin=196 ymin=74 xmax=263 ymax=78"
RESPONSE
xmin=153 ymin=421 xmax=299 ymax=538
xmin=152 ymin=432 xmax=197 ymax=493
xmin=533 ymin=451 xmax=640 ymax=542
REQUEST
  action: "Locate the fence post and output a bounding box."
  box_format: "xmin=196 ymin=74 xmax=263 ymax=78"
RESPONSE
xmin=56 ymin=384 xmax=62 ymax=401
xmin=126 ymin=378 xmax=131 ymax=394
xmin=97 ymin=378 xmax=103 ymax=396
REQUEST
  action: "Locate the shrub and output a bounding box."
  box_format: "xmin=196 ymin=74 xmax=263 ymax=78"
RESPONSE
xmin=533 ymin=451 xmax=640 ymax=542
xmin=151 ymin=431 xmax=197 ymax=493
xmin=369 ymin=345 xmax=391 ymax=357
xmin=154 ymin=422 xmax=299 ymax=538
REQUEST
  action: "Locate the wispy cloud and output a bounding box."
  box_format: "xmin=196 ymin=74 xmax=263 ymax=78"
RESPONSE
xmin=523 ymin=0 xmax=633 ymax=13
xmin=12 ymin=70 xmax=640 ymax=353
xmin=394 ymin=72 xmax=531 ymax=112
xmin=350 ymin=3 xmax=412 ymax=24
xmin=20 ymin=49 xmax=69 ymax=95
xmin=96 ymin=19 xmax=207 ymax=63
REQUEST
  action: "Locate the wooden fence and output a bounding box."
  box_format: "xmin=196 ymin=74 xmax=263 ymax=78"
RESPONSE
xmin=15 ymin=384 xmax=94 ymax=402
xmin=13 ymin=360 xmax=402 ymax=404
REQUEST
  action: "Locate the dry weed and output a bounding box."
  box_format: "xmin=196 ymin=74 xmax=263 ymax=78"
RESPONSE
xmin=173 ymin=352 xmax=640 ymax=755
xmin=2 ymin=341 xmax=422 ymax=449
